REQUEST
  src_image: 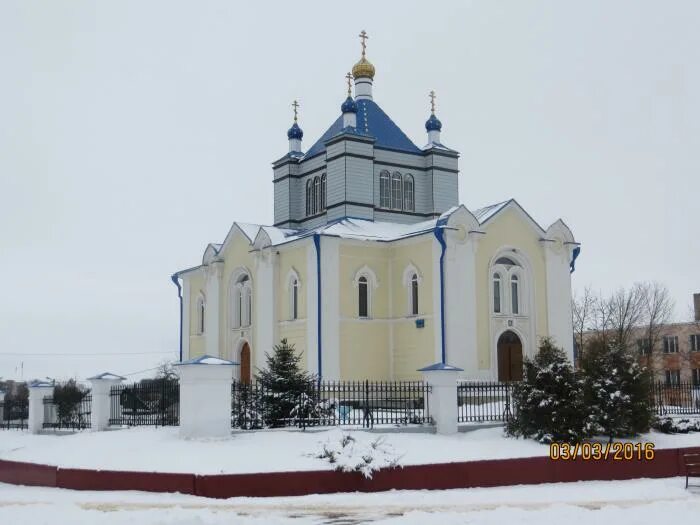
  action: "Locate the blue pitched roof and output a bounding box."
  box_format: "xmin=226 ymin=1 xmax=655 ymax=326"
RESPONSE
xmin=304 ymin=99 xmax=422 ymax=159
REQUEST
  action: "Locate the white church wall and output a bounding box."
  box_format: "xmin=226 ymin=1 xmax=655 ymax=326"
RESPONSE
xmin=544 ymin=240 xmax=575 ymax=361
xmin=320 ymin=236 xmax=341 ymax=380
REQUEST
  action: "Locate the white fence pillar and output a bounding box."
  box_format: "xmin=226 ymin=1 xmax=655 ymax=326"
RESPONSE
xmin=175 ymin=355 xmax=237 ymax=439
xmin=28 ymin=380 xmax=54 ymax=434
xmin=88 ymin=373 xmax=125 ymax=431
xmin=419 ymin=363 xmax=462 ymax=435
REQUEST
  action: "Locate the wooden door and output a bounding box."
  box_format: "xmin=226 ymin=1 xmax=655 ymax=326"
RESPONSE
xmin=497 ymin=331 xmax=523 ymax=381
xmin=240 ymin=343 xmax=251 ymax=385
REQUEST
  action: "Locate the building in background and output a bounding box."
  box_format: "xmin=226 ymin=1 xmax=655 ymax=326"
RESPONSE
xmin=172 ymin=33 xmax=580 ymax=382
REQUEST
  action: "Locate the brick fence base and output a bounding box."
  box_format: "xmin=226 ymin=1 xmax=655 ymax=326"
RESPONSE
xmin=1 ymin=446 xmax=698 ymax=499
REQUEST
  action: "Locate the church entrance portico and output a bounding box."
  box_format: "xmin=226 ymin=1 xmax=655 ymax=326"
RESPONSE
xmin=497 ymin=330 xmax=523 ymax=382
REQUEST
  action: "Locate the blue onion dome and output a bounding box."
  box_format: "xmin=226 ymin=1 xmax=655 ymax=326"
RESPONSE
xmin=287 ymin=122 xmax=303 ymax=140
xmin=341 ymin=96 xmax=357 ymax=114
xmin=425 ymin=114 xmax=442 ymax=132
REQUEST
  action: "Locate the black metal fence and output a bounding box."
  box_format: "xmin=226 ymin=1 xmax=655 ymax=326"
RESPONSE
xmin=232 ymin=380 xmax=431 ymax=429
xmin=0 ymin=398 xmax=29 ymax=430
xmin=457 ymin=381 xmax=515 ymax=423
xmin=43 ymin=394 xmax=92 ymax=430
xmin=651 ymin=381 xmax=700 ymax=416
xmin=109 ymin=380 xmax=180 ymax=427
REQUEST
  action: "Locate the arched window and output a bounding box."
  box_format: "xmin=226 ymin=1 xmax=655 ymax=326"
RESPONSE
xmin=410 ymin=273 xmax=419 ymax=316
xmin=196 ymin=294 xmax=205 ymax=334
xmin=403 ymin=174 xmax=414 ymax=212
xmin=358 ymin=276 xmax=369 ymax=318
xmin=313 ymin=176 xmax=320 ymax=215
xmin=391 ymin=172 xmax=403 ymax=210
xmin=379 ymin=171 xmax=391 ymax=208
xmin=306 ymin=180 xmax=312 ymax=216
xmin=232 ymin=274 xmax=252 ymax=328
xmin=511 ymin=275 xmax=519 ymax=314
xmin=290 ymin=278 xmax=299 ymax=320
xmin=493 ymin=273 xmax=501 ymax=313
xmin=320 ymin=174 xmax=326 ymax=211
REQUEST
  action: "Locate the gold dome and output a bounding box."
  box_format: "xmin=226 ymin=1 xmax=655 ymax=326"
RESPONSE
xmin=352 ymin=56 xmax=375 ymax=80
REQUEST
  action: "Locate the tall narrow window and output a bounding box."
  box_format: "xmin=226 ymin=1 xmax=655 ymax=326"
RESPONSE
xmin=391 ymin=172 xmax=403 ymax=210
xmin=663 ymin=335 xmax=679 ymax=353
xmin=403 ymin=175 xmax=414 ymax=212
xmin=690 ymin=334 xmax=700 ymax=352
xmin=493 ymin=273 xmax=501 ymax=313
xmin=379 ymin=171 xmax=391 ymax=208
xmin=244 ymin=285 xmax=252 ymax=327
xmin=358 ymin=276 xmax=368 ymax=318
xmin=306 ymin=179 xmax=312 ymax=216
xmin=196 ymin=295 xmax=205 ymax=334
xmin=290 ymin=278 xmax=298 ymax=320
xmin=511 ymin=275 xmax=519 ymax=314
xmin=313 ymin=176 xmax=320 ymax=215
xmin=320 ymin=174 xmax=327 ymax=211
xmin=410 ymin=273 xmax=419 ymax=316
xmin=665 ymin=369 xmax=680 ymax=385
xmin=692 ymin=368 xmax=700 ymax=386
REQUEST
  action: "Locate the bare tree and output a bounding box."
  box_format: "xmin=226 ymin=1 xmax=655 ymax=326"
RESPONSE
xmin=605 ymin=284 xmax=646 ymax=350
xmin=639 ymin=282 xmax=675 ymax=354
xmin=156 ymin=360 xmax=178 ymax=381
xmin=572 ymin=286 xmax=596 ymax=359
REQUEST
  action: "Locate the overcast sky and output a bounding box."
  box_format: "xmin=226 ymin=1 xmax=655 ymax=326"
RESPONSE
xmin=1 ymin=1 xmax=698 ymax=381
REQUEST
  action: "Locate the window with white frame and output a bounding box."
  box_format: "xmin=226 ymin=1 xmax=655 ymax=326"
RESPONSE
xmin=320 ymin=173 xmax=326 ymax=211
xmin=289 ymin=277 xmax=299 ymax=320
xmin=663 ymin=335 xmax=679 ymax=353
xmin=306 ymin=179 xmax=312 ymax=216
xmin=391 ymin=172 xmax=402 ymax=210
xmin=511 ymin=274 xmax=519 ymax=315
xmin=305 ymin=175 xmax=327 ymax=217
xmin=379 ymin=171 xmax=391 ymax=208
xmin=403 ymin=174 xmax=414 ymax=212
xmin=692 ymin=368 xmax=700 ymax=386
xmin=358 ymin=276 xmax=369 ymax=318
xmin=196 ymin=294 xmax=205 ymax=335
xmin=637 ymin=338 xmax=652 ymax=356
xmin=665 ymin=369 xmax=680 ymax=385
xmin=493 ymin=273 xmax=501 ymax=313
xmin=690 ymin=334 xmax=700 ymax=352
xmin=232 ymin=274 xmax=252 ymax=328
xmin=410 ymin=273 xmax=419 ymax=316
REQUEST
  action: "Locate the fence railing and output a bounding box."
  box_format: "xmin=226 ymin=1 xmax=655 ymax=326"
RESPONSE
xmin=457 ymin=381 xmax=515 ymax=423
xmin=109 ymin=380 xmax=180 ymax=427
xmin=651 ymin=381 xmax=700 ymax=416
xmin=232 ymin=380 xmax=431 ymax=430
xmin=0 ymin=398 xmax=29 ymax=430
xmin=42 ymin=394 xmax=92 ymax=430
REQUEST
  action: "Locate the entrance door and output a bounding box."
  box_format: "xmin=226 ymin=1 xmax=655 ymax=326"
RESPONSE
xmin=497 ymin=331 xmax=523 ymax=381
xmin=240 ymin=342 xmax=251 ymax=384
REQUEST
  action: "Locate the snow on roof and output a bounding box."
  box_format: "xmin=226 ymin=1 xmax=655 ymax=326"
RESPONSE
xmin=176 ymin=355 xmax=238 ymax=366
xmin=236 ymin=223 xmax=264 ymax=242
xmin=87 ymin=372 xmax=126 ymax=381
xmin=473 ymin=200 xmax=511 ymax=224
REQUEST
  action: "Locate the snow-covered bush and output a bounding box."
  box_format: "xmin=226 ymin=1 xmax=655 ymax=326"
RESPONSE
xmin=581 ymin=337 xmax=654 ymax=440
xmin=312 ymin=431 xmax=402 ymax=479
xmin=290 ymin=392 xmax=335 ymax=427
xmin=653 ymin=416 xmax=700 ymax=434
xmin=506 ymin=338 xmax=586 ymax=443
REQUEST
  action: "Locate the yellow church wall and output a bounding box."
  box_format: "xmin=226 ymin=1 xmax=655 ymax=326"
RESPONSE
xmin=220 ymin=231 xmax=258 ymax=363
xmin=338 ymin=243 xmax=391 ymax=379
xmin=475 ymin=208 xmax=549 ymax=370
xmin=389 ymin=238 xmax=436 ymax=379
xmin=339 ymin=322 xmax=390 ymax=379
xmin=187 ymin=270 xmax=206 ymax=359
xmin=276 ymin=243 xmax=309 ymax=368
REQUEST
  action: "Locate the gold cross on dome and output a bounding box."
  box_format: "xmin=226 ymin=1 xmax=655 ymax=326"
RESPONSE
xmin=359 ymin=30 xmax=369 ymax=57
xmin=292 ymin=100 xmax=300 ymax=122
xmin=345 ymin=72 xmax=353 ymax=96
xmin=429 ymin=90 xmax=436 ymax=114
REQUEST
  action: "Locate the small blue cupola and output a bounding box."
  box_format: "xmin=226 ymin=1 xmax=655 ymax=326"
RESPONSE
xmin=288 ymin=99 xmax=303 ymax=153
xmin=341 ymin=72 xmax=358 ymax=129
xmin=425 ymin=90 xmax=443 ymax=145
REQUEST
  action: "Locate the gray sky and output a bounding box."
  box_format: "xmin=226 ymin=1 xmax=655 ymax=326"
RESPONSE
xmin=1 ymin=0 xmax=698 ymax=381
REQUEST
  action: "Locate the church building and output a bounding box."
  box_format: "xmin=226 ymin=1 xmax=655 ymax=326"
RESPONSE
xmin=172 ymin=32 xmax=580 ymax=383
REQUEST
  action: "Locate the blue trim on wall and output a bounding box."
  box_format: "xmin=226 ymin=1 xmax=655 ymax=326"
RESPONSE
xmin=170 ymin=274 xmax=183 ymax=362
xmin=570 ymin=246 xmax=581 ymax=273
xmin=433 ymin=217 xmax=448 ymax=364
xmin=313 ymin=234 xmax=322 ymax=380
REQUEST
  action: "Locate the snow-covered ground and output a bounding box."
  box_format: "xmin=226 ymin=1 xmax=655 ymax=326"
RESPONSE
xmin=0 ymin=426 xmax=698 ymax=474
xmin=0 ymin=477 xmax=698 ymax=524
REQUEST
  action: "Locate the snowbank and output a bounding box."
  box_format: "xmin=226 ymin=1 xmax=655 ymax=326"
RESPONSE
xmin=0 ymin=426 xmax=698 ymax=475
